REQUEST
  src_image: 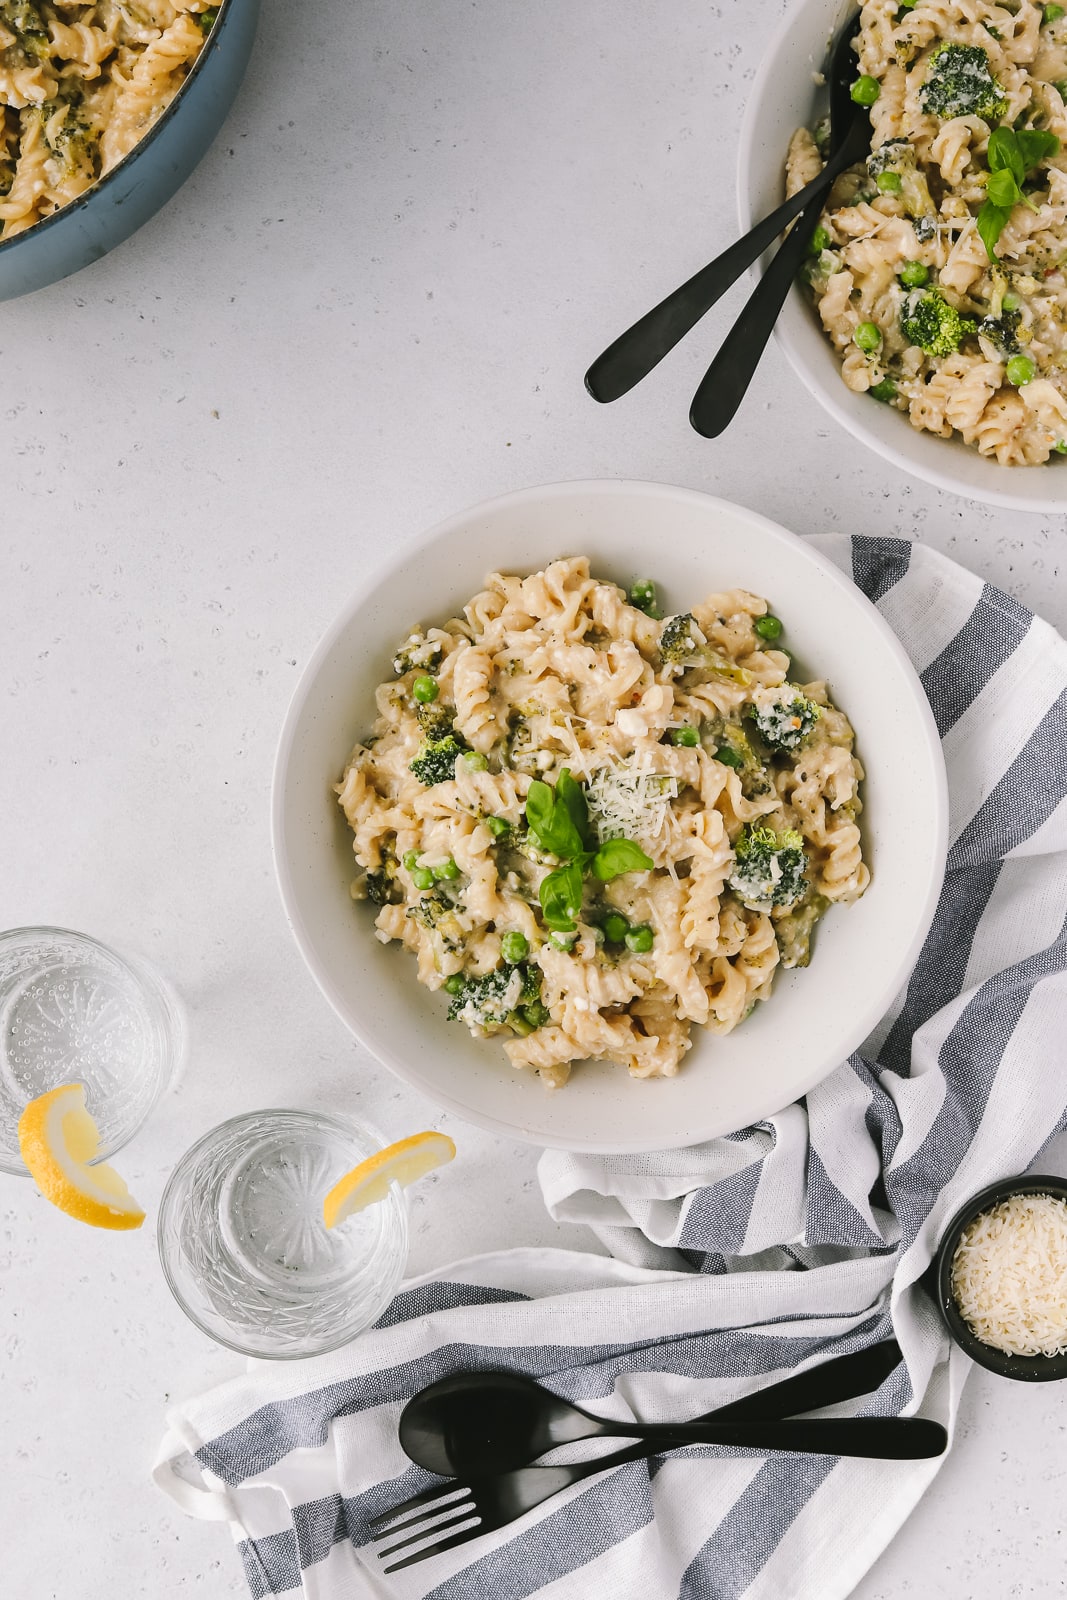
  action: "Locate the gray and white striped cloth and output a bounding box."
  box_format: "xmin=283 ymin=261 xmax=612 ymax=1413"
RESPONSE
xmin=155 ymin=535 xmax=1067 ymax=1600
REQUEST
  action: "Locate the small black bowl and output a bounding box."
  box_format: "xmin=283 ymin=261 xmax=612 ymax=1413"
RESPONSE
xmin=934 ymin=1173 xmax=1067 ymax=1382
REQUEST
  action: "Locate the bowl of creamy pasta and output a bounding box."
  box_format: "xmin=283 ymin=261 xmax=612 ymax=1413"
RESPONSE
xmin=740 ymin=0 xmax=1067 ymax=510
xmin=0 ymin=0 xmax=257 ymax=299
xmin=272 ymin=480 xmax=947 ymax=1153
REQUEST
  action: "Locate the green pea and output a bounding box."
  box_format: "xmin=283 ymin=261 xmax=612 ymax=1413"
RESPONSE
xmin=1002 ymin=290 xmax=1021 ymax=311
xmin=412 ymin=675 xmax=438 ymax=704
xmin=808 ymin=224 xmax=831 ymax=255
xmin=507 ymin=1010 xmax=534 ymax=1036
xmin=432 ymin=857 xmax=459 ymax=881
xmin=501 ymin=931 xmax=529 ymax=963
xmin=602 ymin=911 xmax=629 ymax=943
xmin=1055 ymin=439 xmax=1067 ymax=454
xmin=412 ymin=867 xmax=435 ymax=891
xmin=443 ymin=974 xmax=465 ymax=995
xmin=754 ymin=614 xmax=782 ymax=640
xmin=1006 ymin=353 xmax=1035 ymax=386
xmin=899 ymin=260 xmax=929 ymax=288
xmin=402 ymin=850 xmax=420 ymax=871
xmin=715 ymin=744 xmax=744 ymax=769
xmin=1045 ymin=4 xmax=1063 ymax=22
xmin=1056 ymin=80 xmax=1067 ymax=98
xmin=523 ymin=1001 xmax=551 ymax=1028
xmin=485 ymin=815 xmax=511 ymax=837
xmin=869 ymin=379 xmax=897 ymax=402
xmin=625 ymin=924 xmax=654 ymax=954
xmin=854 ymin=321 xmax=881 ymax=352
xmin=463 ymin=751 xmax=488 ymax=770
xmin=850 ymin=75 xmax=880 ymax=106
xmin=670 ymin=725 xmax=700 ymax=747
xmin=876 ymin=171 xmax=902 ymax=193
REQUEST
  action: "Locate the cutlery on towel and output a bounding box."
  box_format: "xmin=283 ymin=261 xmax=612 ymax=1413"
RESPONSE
xmin=584 ymin=13 xmax=868 ymax=420
xmin=399 ymin=1335 xmax=904 ymax=1477
xmin=370 ymin=1415 xmax=947 ymax=1573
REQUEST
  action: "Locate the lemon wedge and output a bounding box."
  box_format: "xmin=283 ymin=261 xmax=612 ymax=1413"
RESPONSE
xmin=18 ymin=1083 xmax=145 ymax=1230
xmin=323 ymin=1129 xmax=456 ymax=1228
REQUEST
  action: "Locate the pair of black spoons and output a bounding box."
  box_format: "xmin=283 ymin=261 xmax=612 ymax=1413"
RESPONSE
xmin=398 ymin=1338 xmax=946 ymax=1480
xmin=585 ymin=15 xmax=870 ymax=436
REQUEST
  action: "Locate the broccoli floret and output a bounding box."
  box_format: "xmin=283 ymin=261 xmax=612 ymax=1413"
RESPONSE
xmin=392 ymin=631 xmax=442 ymax=677
xmin=414 ymin=702 xmax=455 ymax=739
xmin=658 ymin=614 xmax=752 ymax=683
xmin=865 ymin=138 xmax=937 ymax=228
xmin=407 ymin=887 xmax=465 ymax=949
xmin=658 ymin=612 xmax=704 ymax=665
xmin=728 ymin=825 xmax=808 ymax=911
xmin=919 ymin=43 xmax=1008 ymax=122
xmin=446 ymin=961 xmax=548 ymax=1033
xmin=410 ymin=733 xmax=467 ymax=786
xmin=900 ymin=288 xmax=976 ymax=357
xmin=0 ymin=0 xmax=49 ymax=56
xmin=364 ymin=867 xmax=400 ymax=906
xmin=746 ymin=685 xmax=820 ymax=751
xmin=978 ymin=307 xmax=1022 ymax=356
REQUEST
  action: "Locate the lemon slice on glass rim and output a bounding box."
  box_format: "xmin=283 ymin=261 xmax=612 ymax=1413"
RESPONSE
xmin=323 ymin=1129 xmax=456 ymax=1228
xmin=18 ymin=1082 xmax=145 ymax=1230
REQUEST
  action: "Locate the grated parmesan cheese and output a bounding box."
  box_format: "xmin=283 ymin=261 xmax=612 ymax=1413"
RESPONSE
xmin=585 ymin=756 xmax=679 ymax=851
xmin=950 ymin=1192 xmax=1067 ymax=1358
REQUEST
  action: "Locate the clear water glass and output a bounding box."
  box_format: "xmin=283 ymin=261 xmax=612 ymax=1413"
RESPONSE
xmin=157 ymin=1109 xmax=409 ymax=1359
xmin=0 ymin=926 xmax=185 ymax=1176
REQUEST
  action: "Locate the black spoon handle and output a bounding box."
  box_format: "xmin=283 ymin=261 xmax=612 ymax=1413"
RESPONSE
xmin=592 ymin=1414 xmax=947 ymax=1461
xmin=709 ymin=1337 xmax=902 ymax=1423
xmin=688 ymin=113 xmax=873 ymax=438
xmin=584 ymin=142 xmax=854 ymax=405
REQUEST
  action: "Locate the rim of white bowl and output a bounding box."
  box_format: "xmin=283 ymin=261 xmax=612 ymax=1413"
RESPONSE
xmin=271 ymin=479 xmax=949 ymax=1150
xmin=736 ymin=0 xmax=1067 ymax=515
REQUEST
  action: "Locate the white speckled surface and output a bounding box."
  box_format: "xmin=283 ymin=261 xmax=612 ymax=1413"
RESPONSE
xmin=1 ymin=1 xmax=1065 ymax=1595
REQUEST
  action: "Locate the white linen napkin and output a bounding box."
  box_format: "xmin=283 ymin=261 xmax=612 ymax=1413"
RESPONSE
xmin=155 ymin=535 xmax=1067 ymax=1600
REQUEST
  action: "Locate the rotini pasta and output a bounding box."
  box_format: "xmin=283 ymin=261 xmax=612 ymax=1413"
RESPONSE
xmin=0 ymin=0 xmax=215 ymax=237
xmin=337 ymin=560 xmax=869 ymax=1089
xmin=789 ymin=0 xmax=1067 ymax=465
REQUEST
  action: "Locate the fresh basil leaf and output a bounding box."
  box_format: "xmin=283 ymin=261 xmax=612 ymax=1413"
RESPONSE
xmin=977 ymin=199 xmax=1010 ymax=260
xmin=524 ymin=779 xmax=584 ymax=859
xmin=539 ymin=861 xmax=583 ymax=930
xmin=591 ymin=837 xmax=655 ymax=881
xmin=556 ymin=767 xmax=592 ymax=850
xmin=988 ymin=125 xmax=1024 ymax=185
xmin=1017 ymin=127 xmax=1060 ymax=169
xmin=986 ymin=166 xmax=1021 ymax=207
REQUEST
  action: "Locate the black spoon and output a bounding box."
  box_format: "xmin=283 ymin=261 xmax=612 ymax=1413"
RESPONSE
xmin=399 ymin=1336 xmax=905 ymax=1478
xmin=689 ymin=16 xmax=870 ymax=437
xmin=585 ymin=13 xmax=866 ymax=406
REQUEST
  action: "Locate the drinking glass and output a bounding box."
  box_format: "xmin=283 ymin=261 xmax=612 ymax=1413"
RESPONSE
xmin=157 ymin=1109 xmax=408 ymax=1359
xmin=0 ymin=926 xmax=185 ymax=1176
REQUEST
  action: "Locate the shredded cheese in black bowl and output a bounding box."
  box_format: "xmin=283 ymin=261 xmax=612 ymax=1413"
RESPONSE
xmin=934 ymin=1175 xmax=1067 ymax=1382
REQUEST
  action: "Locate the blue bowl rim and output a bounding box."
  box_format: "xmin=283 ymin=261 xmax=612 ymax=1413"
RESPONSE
xmin=934 ymin=1173 xmax=1067 ymax=1382
xmin=0 ymin=0 xmax=239 ymax=259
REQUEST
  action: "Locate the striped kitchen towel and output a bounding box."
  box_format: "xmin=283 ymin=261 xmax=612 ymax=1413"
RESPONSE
xmin=155 ymin=536 xmax=1067 ymax=1600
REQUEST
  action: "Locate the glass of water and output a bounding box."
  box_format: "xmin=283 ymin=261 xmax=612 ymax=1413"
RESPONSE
xmin=0 ymin=926 xmax=184 ymax=1176
xmin=157 ymin=1109 xmax=409 ymax=1359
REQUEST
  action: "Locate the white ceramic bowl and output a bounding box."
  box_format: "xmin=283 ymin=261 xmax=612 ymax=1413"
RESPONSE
xmin=272 ymin=480 xmax=947 ymax=1153
xmin=738 ymin=0 xmax=1067 ymax=513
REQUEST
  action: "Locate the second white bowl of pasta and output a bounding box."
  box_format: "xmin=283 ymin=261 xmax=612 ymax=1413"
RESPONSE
xmin=740 ymin=0 xmax=1067 ymax=510
xmin=272 ymin=480 xmax=947 ymax=1153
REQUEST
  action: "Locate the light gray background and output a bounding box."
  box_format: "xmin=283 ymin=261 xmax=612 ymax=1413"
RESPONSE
xmin=1 ymin=1 xmax=1064 ymax=1595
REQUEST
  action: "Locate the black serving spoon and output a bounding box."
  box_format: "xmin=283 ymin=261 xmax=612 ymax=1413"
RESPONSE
xmin=688 ymin=16 xmax=871 ymax=437
xmin=585 ymin=13 xmax=866 ymax=407
xmin=399 ymin=1336 xmax=907 ymax=1478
